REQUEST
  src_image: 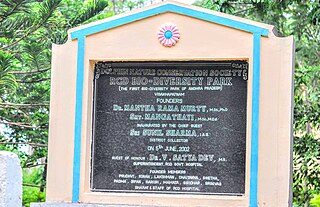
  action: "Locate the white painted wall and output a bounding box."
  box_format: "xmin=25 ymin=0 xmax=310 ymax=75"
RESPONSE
xmin=0 ymin=151 xmax=22 ymax=207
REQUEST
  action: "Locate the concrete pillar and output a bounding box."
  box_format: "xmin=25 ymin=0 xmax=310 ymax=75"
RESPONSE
xmin=0 ymin=151 xmax=22 ymax=207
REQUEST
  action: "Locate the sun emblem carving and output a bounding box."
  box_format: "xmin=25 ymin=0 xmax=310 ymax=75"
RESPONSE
xmin=158 ymin=23 xmax=180 ymax=47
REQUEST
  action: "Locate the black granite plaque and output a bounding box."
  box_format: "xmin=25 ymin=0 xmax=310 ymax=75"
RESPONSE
xmin=91 ymin=61 xmax=248 ymax=195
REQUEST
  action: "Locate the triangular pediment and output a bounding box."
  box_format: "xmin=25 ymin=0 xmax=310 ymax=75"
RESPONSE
xmin=69 ymin=0 xmax=271 ymax=40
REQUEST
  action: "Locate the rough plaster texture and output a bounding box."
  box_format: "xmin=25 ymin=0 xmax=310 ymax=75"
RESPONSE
xmin=31 ymin=203 xmax=160 ymax=207
xmin=0 ymin=151 xmax=22 ymax=207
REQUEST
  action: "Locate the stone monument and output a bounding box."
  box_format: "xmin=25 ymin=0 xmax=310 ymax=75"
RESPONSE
xmin=33 ymin=1 xmax=294 ymax=207
xmin=0 ymin=151 xmax=22 ymax=207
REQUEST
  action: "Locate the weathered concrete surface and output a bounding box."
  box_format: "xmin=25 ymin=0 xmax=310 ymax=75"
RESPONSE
xmin=31 ymin=203 xmax=160 ymax=207
xmin=0 ymin=151 xmax=22 ymax=207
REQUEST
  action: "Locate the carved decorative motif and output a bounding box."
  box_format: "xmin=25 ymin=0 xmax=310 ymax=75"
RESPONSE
xmin=95 ymin=62 xmax=112 ymax=79
xmin=232 ymin=62 xmax=248 ymax=80
xmin=158 ymin=23 xmax=180 ymax=47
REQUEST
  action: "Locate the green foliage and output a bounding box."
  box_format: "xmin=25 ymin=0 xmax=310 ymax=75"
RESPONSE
xmin=107 ymin=0 xmax=145 ymax=14
xmin=22 ymin=167 xmax=46 ymax=207
xmin=293 ymin=134 xmax=320 ymax=204
xmin=0 ymin=0 xmax=109 ymax=164
xmin=23 ymin=188 xmax=46 ymax=207
xmin=293 ymin=65 xmax=320 ymax=206
xmin=0 ymin=51 xmax=17 ymax=97
xmin=294 ymin=66 xmax=320 ymax=131
xmin=70 ymin=0 xmax=109 ymax=25
xmin=311 ymin=194 xmax=320 ymax=207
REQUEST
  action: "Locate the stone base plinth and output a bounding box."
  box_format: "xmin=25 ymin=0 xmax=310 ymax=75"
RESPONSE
xmin=31 ymin=203 xmax=160 ymax=207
